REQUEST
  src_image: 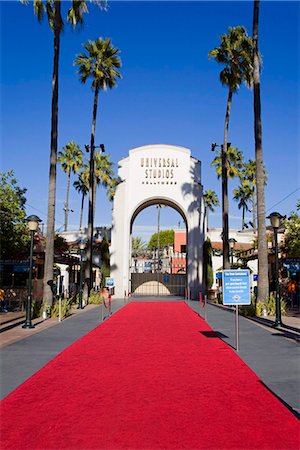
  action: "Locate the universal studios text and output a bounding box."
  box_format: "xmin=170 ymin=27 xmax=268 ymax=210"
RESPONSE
xmin=140 ymin=157 xmax=179 ymax=180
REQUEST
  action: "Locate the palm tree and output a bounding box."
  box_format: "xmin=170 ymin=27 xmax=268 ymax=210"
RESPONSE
xmin=74 ymin=37 xmax=122 ymax=292
xmin=253 ymin=0 xmax=269 ymax=302
xmin=132 ymin=237 xmax=147 ymax=257
xmin=106 ymin=177 xmax=120 ymax=202
xmin=73 ymin=165 xmax=89 ymax=231
xmin=203 ymin=190 xmax=219 ymax=231
xmin=22 ymin=0 xmax=106 ymax=306
xmin=242 ymin=159 xmax=257 ymax=229
xmin=58 ymin=141 xmax=83 ymax=231
xmin=211 ymin=145 xmax=244 ymax=179
xmin=233 ymin=180 xmax=252 ymax=229
xmin=93 ymin=151 xmax=114 ymax=217
xmin=209 ymin=26 xmax=253 ymax=269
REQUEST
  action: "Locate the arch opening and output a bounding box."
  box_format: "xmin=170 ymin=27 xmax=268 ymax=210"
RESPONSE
xmin=129 ymin=200 xmax=188 ymax=297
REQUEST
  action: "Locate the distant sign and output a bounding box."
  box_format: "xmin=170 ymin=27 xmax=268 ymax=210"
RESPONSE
xmin=253 ymin=274 xmax=258 ymax=282
xmin=282 ymin=259 xmax=300 ymax=273
xmin=163 ymin=274 xmax=170 ymax=284
xmin=105 ymin=277 xmax=114 ymax=288
xmin=222 ymin=270 xmax=250 ymax=306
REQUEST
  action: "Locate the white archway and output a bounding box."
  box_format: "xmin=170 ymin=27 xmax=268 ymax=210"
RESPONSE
xmin=110 ymin=144 xmax=206 ymax=298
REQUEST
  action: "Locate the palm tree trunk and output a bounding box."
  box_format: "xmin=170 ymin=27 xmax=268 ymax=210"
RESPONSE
xmin=86 ymin=83 xmax=100 ymax=294
xmin=64 ymin=170 xmax=71 ymax=232
xmin=242 ymin=205 xmax=245 ymax=230
xmin=79 ymin=193 xmax=85 ymax=231
xmin=43 ymin=1 xmax=61 ymax=306
xmin=93 ymin=182 xmax=97 ymax=220
xmin=222 ymin=89 xmax=233 ymax=270
xmin=253 ymin=0 xmax=269 ymax=302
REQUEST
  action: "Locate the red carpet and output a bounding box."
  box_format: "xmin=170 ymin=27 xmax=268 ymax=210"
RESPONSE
xmin=1 ymin=302 xmax=299 ymax=449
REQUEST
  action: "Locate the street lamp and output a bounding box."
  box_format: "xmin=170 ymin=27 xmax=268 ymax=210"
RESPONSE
xmin=85 ymin=143 xmax=105 ymax=293
xmin=267 ymin=212 xmax=285 ymax=327
xmin=22 ymin=215 xmax=41 ymax=329
xmin=229 ymin=238 xmax=237 ymax=268
xmin=78 ymin=237 xmax=86 ymax=309
xmin=212 ymin=142 xmax=231 ymax=270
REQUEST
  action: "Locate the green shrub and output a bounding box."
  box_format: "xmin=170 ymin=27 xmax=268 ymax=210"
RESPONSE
xmin=256 ymin=301 xmax=267 ymax=317
xmin=50 ymin=298 xmax=72 ymax=319
xmin=88 ymin=289 xmax=103 ymax=304
xmin=265 ymin=293 xmax=286 ymax=316
xmin=240 ymin=294 xmax=286 ymax=318
xmin=31 ymin=299 xmax=44 ymax=319
xmin=240 ymin=296 xmax=257 ymax=317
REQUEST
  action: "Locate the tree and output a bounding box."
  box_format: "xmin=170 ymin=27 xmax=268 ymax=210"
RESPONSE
xmin=209 ymin=26 xmax=253 ymax=269
xmin=22 ymin=0 xmax=106 ymax=306
xmin=106 ymin=177 xmax=120 ymax=202
xmin=211 ymin=145 xmax=244 ymax=179
xmin=148 ymin=230 xmax=174 ymax=250
xmin=74 ymin=37 xmax=122 ymax=292
xmin=203 ymin=190 xmax=219 ymax=231
xmin=283 ymin=208 xmax=300 ymax=258
xmin=233 ymin=180 xmax=252 ymax=229
xmin=132 ymin=237 xmax=147 ymax=257
xmin=0 ymin=171 xmax=30 ymax=259
xmin=100 ymin=232 xmax=110 ymax=288
xmin=253 ymin=0 xmax=269 ymax=302
xmin=73 ymin=164 xmax=89 ymax=231
xmin=93 ymin=151 xmax=114 ymax=217
xmin=57 ymin=141 xmax=83 ymax=231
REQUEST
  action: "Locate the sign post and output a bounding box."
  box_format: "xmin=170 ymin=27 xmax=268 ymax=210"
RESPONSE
xmin=222 ymin=270 xmax=250 ymax=352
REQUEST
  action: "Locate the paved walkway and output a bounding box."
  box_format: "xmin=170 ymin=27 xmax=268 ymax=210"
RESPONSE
xmin=1 ymin=297 xmax=299 ymax=418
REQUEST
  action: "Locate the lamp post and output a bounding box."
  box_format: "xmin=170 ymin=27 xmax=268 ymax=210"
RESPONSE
xmin=78 ymin=238 xmax=86 ymax=309
xmin=229 ymin=238 xmax=237 ymax=268
xmin=267 ymin=212 xmax=285 ymax=327
xmin=85 ymin=143 xmax=105 ymax=293
xmin=212 ymin=142 xmax=231 ymax=270
xmin=22 ymin=215 xmax=41 ymax=329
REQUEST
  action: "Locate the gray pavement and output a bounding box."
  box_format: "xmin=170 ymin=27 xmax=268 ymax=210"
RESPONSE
xmin=1 ymin=296 xmax=299 ymax=419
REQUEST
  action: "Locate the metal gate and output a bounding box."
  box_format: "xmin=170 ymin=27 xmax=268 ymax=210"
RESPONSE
xmin=130 ymin=259 xmax=187 ymax=296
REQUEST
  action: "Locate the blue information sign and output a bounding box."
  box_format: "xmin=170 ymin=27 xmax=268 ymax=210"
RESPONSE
xmin=105 ymin=277 xmax=114 ymax=288
xmin=222 ymin=270 xmax=250 ymax=305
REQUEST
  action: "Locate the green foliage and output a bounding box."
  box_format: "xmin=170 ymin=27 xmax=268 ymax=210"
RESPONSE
xmin=240 ymin=294 xmax=286 ymax=317
xmin=100 ymin=233 xmax=110 ymax=288
xmin=211 ymin=146 xmax=244 ymax=179
xmin=74 ymin=37 xmax=122 ymax=92
xmin=88 ymin=289 xmax=102 ymax=304
xmin=31 ymin=299 xmax=44 ymax=319
xmin=283 ymin=211 xmax=300 ymax=257
xmin=203 ymin=238 xmax=213 ymax=289
xmin=148 ymin=230 xmax=174 ymax=250
xmin=264 ymin=294 xmax=286 ymax=316
xmin=203 ymin=190 xmax=219 ymax=212
xmin=208 ymin=26 xmax=254 ymax=92
xmin=50 ymin=298 xmax=73 ymax=319
xmin=58 ymin=141 xmax=83 ymax=175
xmin=0 ymin=170 xmax=30 ymax=259
xmin=132 ymin=237 xmax=147 ymax=256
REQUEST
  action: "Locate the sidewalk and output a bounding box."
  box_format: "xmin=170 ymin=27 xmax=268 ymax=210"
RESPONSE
xmin=1 ymin=297 xmax=299 ymax=418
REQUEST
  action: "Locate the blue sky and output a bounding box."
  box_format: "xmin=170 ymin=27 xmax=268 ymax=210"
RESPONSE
xmin=1 ymin=0 xmax=299 ymax=242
